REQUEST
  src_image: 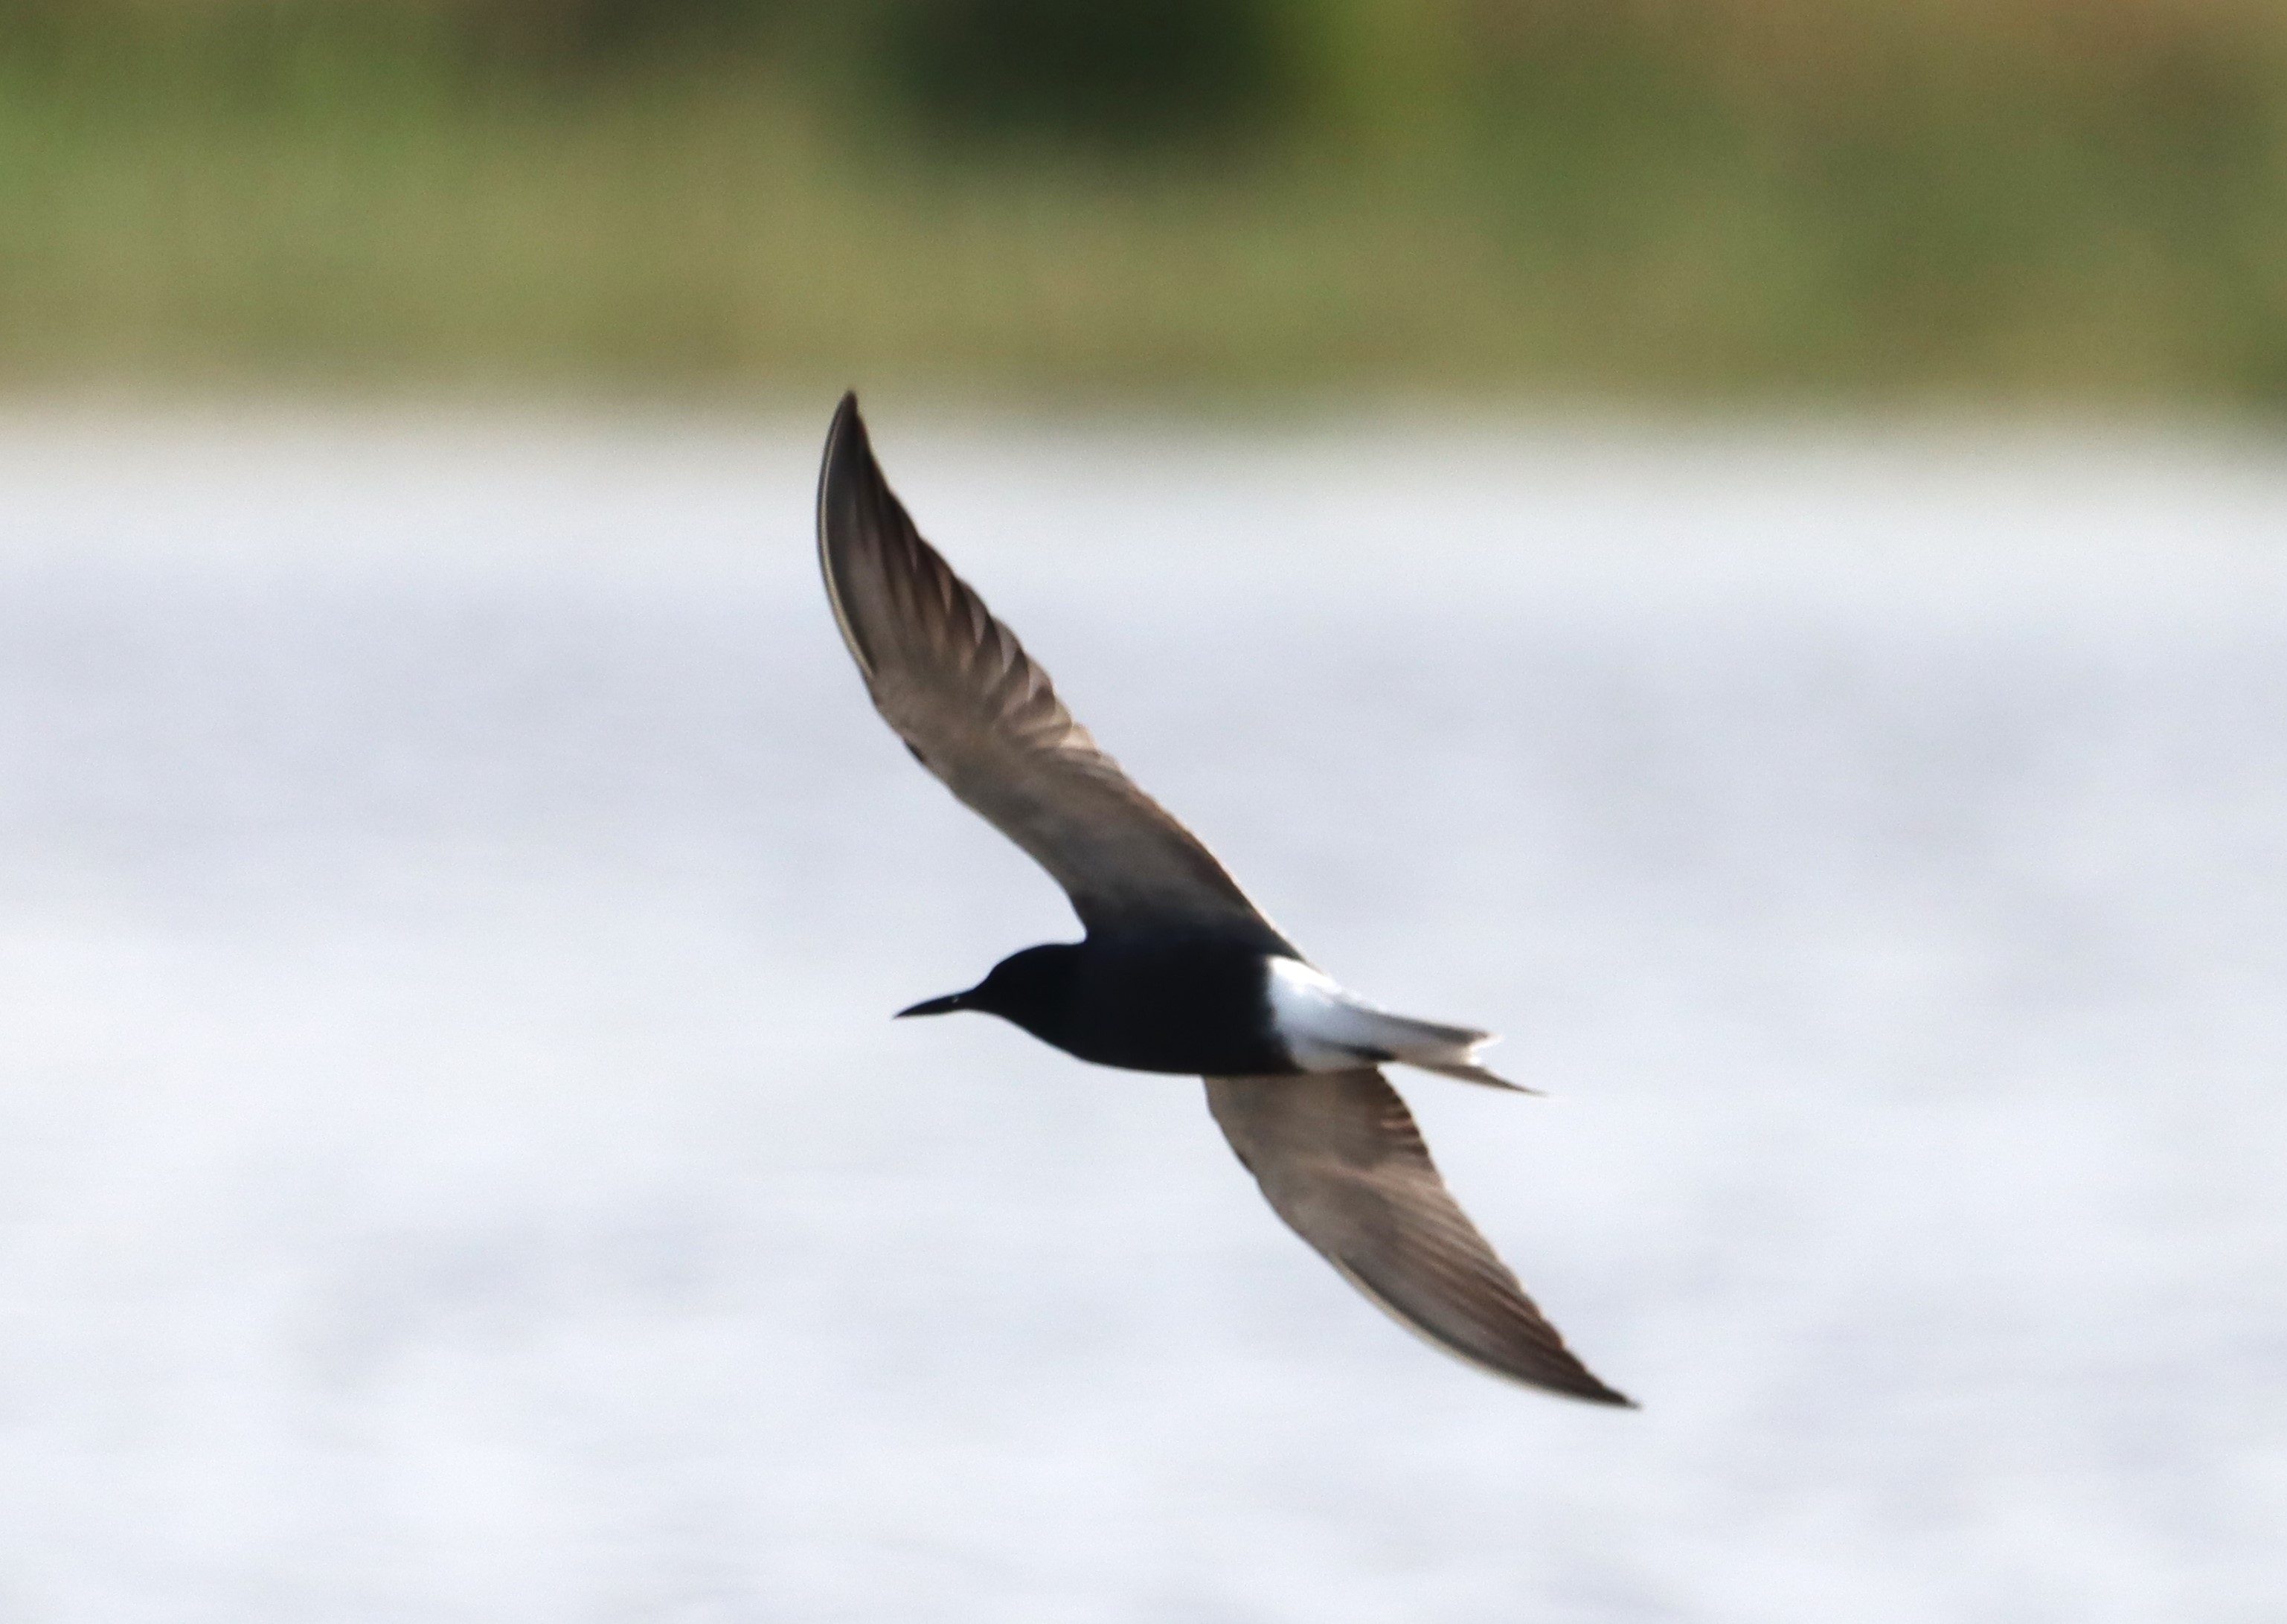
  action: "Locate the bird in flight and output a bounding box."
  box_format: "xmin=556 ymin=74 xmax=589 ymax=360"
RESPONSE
xmin=815 ymin=394 xmax=1630 ymax=1404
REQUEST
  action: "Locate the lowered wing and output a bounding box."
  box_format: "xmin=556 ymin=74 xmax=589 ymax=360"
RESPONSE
xmin=1206 ymin=1068 xmax=1630 ymax=1403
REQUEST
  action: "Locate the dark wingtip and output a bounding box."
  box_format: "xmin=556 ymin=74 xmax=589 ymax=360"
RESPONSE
xmin=1516 ymin=1361 xmax=1635 ymax=1408
xmin=1553 ymin=1354 xmax=1638 ymax=1408
xmin=816 ymin=389 xmax=896 ymax=680
xmin=1489 ymin=1337 xmax=1634 ymax=1408
xmin=819 ymin=390 xmax=873 ymax=509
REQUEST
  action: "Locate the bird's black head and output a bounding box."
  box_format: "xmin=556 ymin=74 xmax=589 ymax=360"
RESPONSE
xmin=896 ymin=943 xmax=1081 ymax=1044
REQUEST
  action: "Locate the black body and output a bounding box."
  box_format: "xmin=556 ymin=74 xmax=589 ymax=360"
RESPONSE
xmin=909 ymin=935 xmax=1297 ymax=1076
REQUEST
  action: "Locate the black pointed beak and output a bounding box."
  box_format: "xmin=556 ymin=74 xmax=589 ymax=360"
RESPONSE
xmin=896 ymin=992 xmax=969 ymax=1018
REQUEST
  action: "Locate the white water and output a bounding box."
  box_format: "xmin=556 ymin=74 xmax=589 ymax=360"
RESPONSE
xmin=1 ymin=409 xmax=2282 ymax=1622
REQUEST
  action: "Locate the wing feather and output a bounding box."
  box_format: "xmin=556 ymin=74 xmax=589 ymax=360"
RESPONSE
xmin=1205 ymin=1069 xmax=1632 ymax=1404
xmin=818 ymin=393 xmax=1289 ymax=948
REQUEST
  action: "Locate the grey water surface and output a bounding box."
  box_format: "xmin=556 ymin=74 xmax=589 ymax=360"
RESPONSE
xmin=0 ymin=409 xmax=2281 ymax=1623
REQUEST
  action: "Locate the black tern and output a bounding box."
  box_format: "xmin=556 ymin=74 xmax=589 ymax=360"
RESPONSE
xmin=816 ymin=394 xmax=1630 ymax=1405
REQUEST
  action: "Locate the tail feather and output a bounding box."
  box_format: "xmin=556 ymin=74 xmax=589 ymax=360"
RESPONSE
xmin=1359 ymin=1012 xmax=1534 ymax=1092
xmin=1408 ymin=1059 xmax=1539 ymax=1094
xmin=1266 ymin=960 xmax=1536 ymax=1092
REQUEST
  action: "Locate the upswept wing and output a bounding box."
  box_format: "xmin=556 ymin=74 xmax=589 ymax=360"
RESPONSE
xmin=818 ymin=393 xmax=1288 ymax=947
xmin=1205 ymin=1069 xmax=1631 ymax=1403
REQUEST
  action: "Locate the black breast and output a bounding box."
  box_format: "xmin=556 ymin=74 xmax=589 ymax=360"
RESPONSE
xmin=1054 ymin=934 xmax=1293 ymax=1076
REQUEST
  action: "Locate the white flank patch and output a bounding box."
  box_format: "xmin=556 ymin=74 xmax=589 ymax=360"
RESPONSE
xmin=1264 ymin=957 xmax=1493 ymax=1073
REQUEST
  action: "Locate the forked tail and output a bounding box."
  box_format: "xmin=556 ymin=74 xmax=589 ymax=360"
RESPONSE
xmin=1266 ymin=958 xmax=1538 ymax=1093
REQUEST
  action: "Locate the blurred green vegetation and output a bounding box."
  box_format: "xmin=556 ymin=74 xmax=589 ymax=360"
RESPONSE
xmin=6 ymin=0 xmax=2287 ymax=399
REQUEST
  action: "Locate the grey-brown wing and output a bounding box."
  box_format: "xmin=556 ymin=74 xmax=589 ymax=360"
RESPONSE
xmin=1205 ymin=1069 xmax=1632 ymax=1404
xmin=818 ymin=393 xmax=1288 ymax=948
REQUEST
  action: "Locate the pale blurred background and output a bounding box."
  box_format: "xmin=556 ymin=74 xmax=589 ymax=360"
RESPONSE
xmin=1 ymin=6 xmax=2285 ymax=1622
